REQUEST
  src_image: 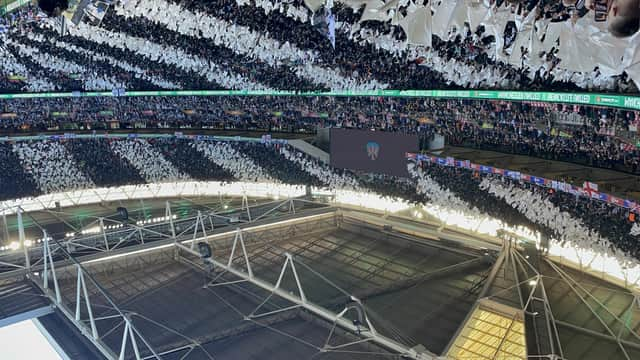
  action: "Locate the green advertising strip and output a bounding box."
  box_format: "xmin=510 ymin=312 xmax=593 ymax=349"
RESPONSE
xmin=0 ymin=0 xmax=31 ymax=16
xmin=0 ymin=133 xmax=269 ymax=142
xmin=1 ymin=89 xmax=640 ymax=111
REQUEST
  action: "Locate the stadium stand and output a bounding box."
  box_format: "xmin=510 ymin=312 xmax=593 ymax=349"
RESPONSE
xmin=0 ymin=1 xmax=638 ymax=93
xmin=1 ymin=2 xmax=640 ymax=359
xmin=1 ymin=137 xmax=636 ymax=266
xmin=1 ymin=95 xmax=638 ymax=174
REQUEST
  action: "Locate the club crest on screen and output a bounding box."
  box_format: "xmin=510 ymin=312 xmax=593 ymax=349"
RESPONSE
xmin=366 ymin=141 xmax=380 ymax=160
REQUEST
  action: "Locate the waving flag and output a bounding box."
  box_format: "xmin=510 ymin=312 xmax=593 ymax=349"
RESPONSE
xmin=327 ymin=10 xmax=336 ymax=49
xmin=583 ymin=181 xmax=599 ymax=192
xmin=611 ymin=197 xmax=625 ymax=207
xmin=505 ymin=170 xmax=521 ymax=180
xmin=480 ymin=165 xmax=493 ymax=173
xmin=531 ymin=176 xmax=546 ymax=186
xmin=446 ymin=157 xmax=455 ymax=166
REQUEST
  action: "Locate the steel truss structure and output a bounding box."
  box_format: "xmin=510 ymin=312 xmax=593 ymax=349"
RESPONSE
xmin=0 ymin=196 xmax=326 ymax=275
xmin=544 ymin=260 xmax=640 ymax=360
xmin=471 ymin=239 xmax=565 ymax=360
xmin=0 ymin=195 xmax=639 ymax=360
xmin=0 ymin=181 xmax=308 ymax=216
xmin=173 ymin=229 xmax=436 ymax=359
xmin=0 ymin=197 xmax=326 ymax=359
xmin=36 ymin=233 xmax=161 ymax=360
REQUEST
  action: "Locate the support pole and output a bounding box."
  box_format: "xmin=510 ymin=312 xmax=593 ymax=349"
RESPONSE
xmin=127 ymin=318 xmax=142 ymax=360
xmin=29 ymin=232 xmax=159 ymax=360
xmin=99 ymin=217 xmax=109 ymax=251
xmin=175 ymin=242 xmax=431 ymax=359
xmin=42 ymin=231 xmax=61 ymax=304
xmin=242 ymin=194 xmax=252 ymax=222
xmin=2 ymin=212 xmax=8 ymax=244
xmin=289 ymin=199 xmax=296 ymax=214
xmin=191 ymin=211 xmax=207 ymax=250
xmin=165 ymin=201 xmax=175 ymax=238
xmin=75 ymin=265 xmax=98 ymax=339
xmin=227 ymin=228 xmax=253 ymax=278
xmin=17 ymin=208 xmax=30 ymax=271
xmin=118 ymin=317 xmax=143 ymax=360
xmin=119 ymin=320 xmax=130 ymax=360
xmin=273 ymin=254 xmax=307 ymax=304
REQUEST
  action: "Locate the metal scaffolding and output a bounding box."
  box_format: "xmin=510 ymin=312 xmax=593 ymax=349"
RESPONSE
xmin=0 ymin=196 xmax=638 ymax=360
xmin=0 ymin=197 xmax=327 ymax=360
xmin=174 ymin=228 xmax=436 ymax=360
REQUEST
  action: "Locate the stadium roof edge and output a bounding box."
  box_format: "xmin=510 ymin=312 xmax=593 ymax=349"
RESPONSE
xmin=1 ymin=89 xmax=640 ymax=111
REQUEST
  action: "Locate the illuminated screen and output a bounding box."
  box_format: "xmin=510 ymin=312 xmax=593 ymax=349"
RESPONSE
xmin=330 ymin=128 xmax=418 ymax=177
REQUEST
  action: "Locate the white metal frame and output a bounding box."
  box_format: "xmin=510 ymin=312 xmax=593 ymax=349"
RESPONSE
xmin=0 ymin=181 xmax=307 ymax=216
xmin=546 ymin=259 xmax=640 ymax=359
xmin=3 ymin=189 xmax=639 ymax=359
xmin=0 ymin=198 xmax=326 ymax=359
xmin=176 ymin=228 xmax=435 ymax=360
xmin=0 ymin=197 xmax=317 ymax=274
xmin=33 ymin=229 xmax=162 ymax=360
xmin=2 ymin=180 xmax=638 ymax=293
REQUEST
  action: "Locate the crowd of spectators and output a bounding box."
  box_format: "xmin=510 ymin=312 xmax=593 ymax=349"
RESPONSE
xmin=2 ymin=95 xmax=638 ymax=173
xmin=230 ymin=141 xmax=326 ymax=187
xmin=443 ymin=117 xmax=640 ymax=175
xmin=479 ymin=170 xmax=638 ymax=260
xmin=411 ymin=159 xmax=639 ymax=264
xmin=64 ymin=137 xmax=145 ymax=187
xmin=193 ymin=140 xmax=277 ymax=182
xmin=1 ymin=137 xmax=636 ymax=265
xmin=0 ymin=0 xmax=637 ymax=93
xmin=12 ymin=139 xmax=94 ymax=193
xmin=151 ymin=138 xmax=235 ymax=182
xmin=0 ymin=4 xmax=53 ymax=93
xmin=0 ymin=142 xmax=38 ymax=200
xmin=0 ymin=0 xmax=637 ymax=289
xmin=412 ymin=161 xmax=552 ymax=237
xmin=109 ymin=138 xmax=189 ymax=183
xmin=281 ymin=146 xmax=362 ymax=190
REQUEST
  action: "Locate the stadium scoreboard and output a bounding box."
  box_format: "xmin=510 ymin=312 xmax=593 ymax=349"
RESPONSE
xmin=330 ymin=129 xmax=418 ymax=177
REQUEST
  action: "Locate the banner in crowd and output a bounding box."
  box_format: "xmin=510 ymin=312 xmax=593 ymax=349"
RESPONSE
xmin=408 ymin=152 xmax=640 ymax=214
xmin=1 ymin=90 xmax=640 ymax=111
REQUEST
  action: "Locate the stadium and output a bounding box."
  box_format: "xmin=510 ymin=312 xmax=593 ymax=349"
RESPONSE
xmin=1 ymin=1 xmax=640 ymax=360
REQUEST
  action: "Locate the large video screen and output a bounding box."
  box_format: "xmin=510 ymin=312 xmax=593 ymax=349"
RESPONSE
xmin=330 ymin=129 xmax=418 ymax=177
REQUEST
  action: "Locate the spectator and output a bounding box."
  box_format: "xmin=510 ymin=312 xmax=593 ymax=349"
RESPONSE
xmin=0 ymin=136 xmax=637 ymax=270
xmin=0 ymin=0 xmax=637 ymax=93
